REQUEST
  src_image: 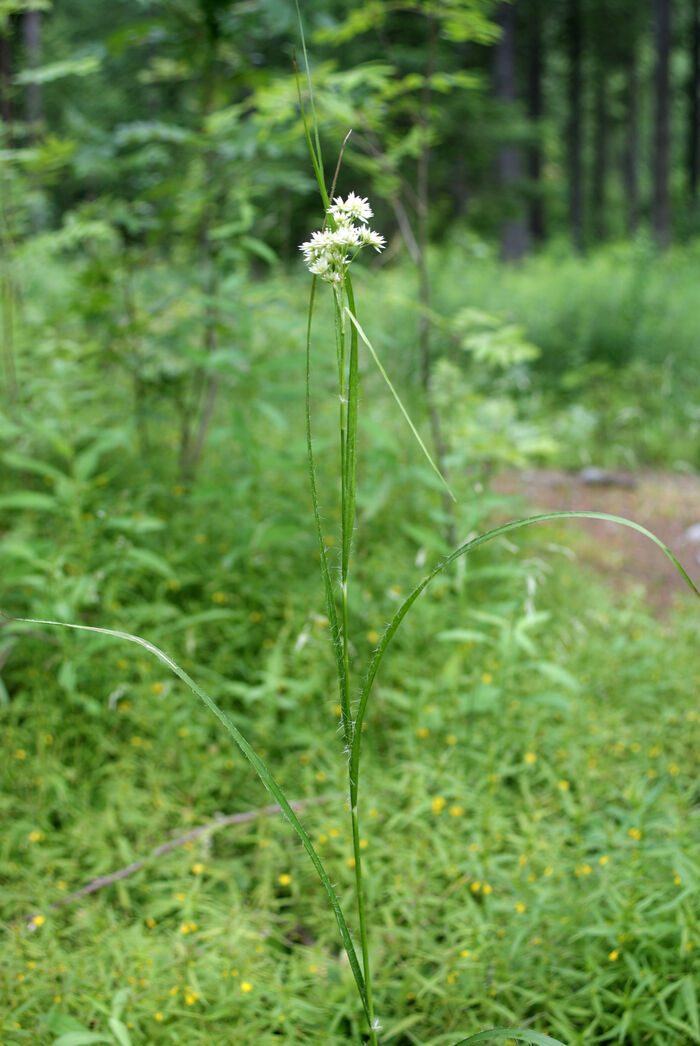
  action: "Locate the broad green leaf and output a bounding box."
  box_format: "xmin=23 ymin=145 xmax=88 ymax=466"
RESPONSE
xmin=0 ymin=492 xmax=60 ymax=512
xmin=15 ymin=55 xmax=100 ymax=85
xmin=51 ymin=1034 xmax=113 ymax=1046
xmin=107 ymin=1018 xmax=132 ymax=1046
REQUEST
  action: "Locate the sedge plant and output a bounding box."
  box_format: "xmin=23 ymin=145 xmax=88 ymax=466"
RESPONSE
xmin=6 ymin=38 xmax=700 ymax=1046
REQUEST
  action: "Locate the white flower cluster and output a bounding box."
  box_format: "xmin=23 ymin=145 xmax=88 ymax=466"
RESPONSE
xmin=300 ymin=193 xmax=385 ymax=284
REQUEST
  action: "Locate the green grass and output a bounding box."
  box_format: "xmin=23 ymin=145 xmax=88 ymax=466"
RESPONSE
xmin=1 ymin=242 xmax=699 ymax=1044
xmin=2 ymin=570 xmax=699 ymax=1044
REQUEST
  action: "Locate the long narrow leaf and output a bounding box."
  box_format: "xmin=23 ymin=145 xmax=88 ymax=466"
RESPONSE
xmin=345 ymin=307 xmax=456 ymax=501
xmin=451 ymin=1028 xmax=567 ymax=1046
xmin=349 ymin=510 xmax=699 ymax=803
xmin=5 ymin=612 xmax=369 ymax=1021
xmin=305 ymin=281 xmax=351 ymax=745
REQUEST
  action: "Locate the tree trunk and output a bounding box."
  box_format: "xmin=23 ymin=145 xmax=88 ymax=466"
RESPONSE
xmin=688 ymin=0 xmax=700 ymax=204
xmin=566 ymin=0 xmax=584 ymax=251
xmin=624 ymin=46 xmax=640 ymax=234
xmin=652 ymin=0 xmax=671 ymax=248
xmin=0 ymin=25 xmax=13 ymax=141
xmin=493 ymin=2 xmax=529 ymax=261
xmin=23 ymin=8 xmax=41 ymax=139
xmin=526 ymin=0 xmax=546 ymax=243
xmin=592 ymin=67 xmax=608 ymax=242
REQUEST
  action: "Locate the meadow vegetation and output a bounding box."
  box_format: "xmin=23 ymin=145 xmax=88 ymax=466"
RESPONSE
xmin=1 ymin=238 xmax=699 ymax=1044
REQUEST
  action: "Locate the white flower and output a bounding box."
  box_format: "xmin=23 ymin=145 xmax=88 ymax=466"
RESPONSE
xmin=328 ymin=192 xmax=373 ymax=225
xmin=358 ymin=227 xmax=386 ymax=252
xmin=300 ymin=192 xmax=384 ymax=284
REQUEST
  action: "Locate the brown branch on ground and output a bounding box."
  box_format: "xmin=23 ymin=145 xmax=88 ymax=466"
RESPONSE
xmin=23 ymin=793 xmax=341 ymax=926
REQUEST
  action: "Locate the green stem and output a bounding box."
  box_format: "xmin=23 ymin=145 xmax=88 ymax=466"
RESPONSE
xmin=305 ymin=282 xmax=351 ymax=745
xmin=340 ymin=275 xmax=375 ymax=1040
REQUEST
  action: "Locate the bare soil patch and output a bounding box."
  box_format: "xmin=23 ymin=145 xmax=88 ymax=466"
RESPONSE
xmin=493 ymin=469 xmax=700 ymax=615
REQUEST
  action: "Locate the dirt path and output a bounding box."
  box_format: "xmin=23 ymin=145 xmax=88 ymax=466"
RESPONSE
xmin=493 ymin=469 xmax=700 ymax=615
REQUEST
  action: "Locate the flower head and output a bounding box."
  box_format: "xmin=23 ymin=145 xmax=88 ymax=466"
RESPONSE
xmin=300 ymin=192 xmax=384 ymax=284
xmin=328 ymin=192 xmax=373 ymax=225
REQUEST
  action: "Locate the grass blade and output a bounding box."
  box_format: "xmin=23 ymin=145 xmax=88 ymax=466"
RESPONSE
xmin=304 ymin=281 xmax=351 ymax=744
xmin=5 ymin=612 xmax=370 ymax=1022
xmin=348 ymin=509 xmax=699 ymax=805
xmin=450 ymin=1028 xmax=567 ymax=1046
xmin=345 ymin=307 xmax=455 ymax=502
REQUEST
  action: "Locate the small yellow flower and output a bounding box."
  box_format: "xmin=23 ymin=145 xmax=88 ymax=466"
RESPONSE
xmin=241 ymin=981 xmax=253 ymax=993
xmin=469 ymin=842 xmax=479 ymax=852
xmin=28 ymin=830 xmax=44 ymax=843
xmin=369 ymin=807 xmax=379 ymax=818
xmin=150 ymin=682 xmax=165 ymax=694
xmin=431 ymin=796 xmax=446 ymax=815
xmin=347 ymin=857 xmax=356 ymax=868
xmin=315 ymin=770 xmax=326 ymax=782
xmin=329 ymin=828 xmax=341 ymax=838
xmin=168 ymin=986 xmax=178 ymax=996
xmin=470 ymin=881 xmax=482 ymax=894
xmin=673 ymin=875 xmax=682 ymax=885
xmin=518 ymin=855 xmax=528 ymax=867
xmin=587 ymin=757 xmax=597 ymax=769
xmin=14 ymin=749 xmax=27 ymax=759
xmin=212 ymin=591 xmax=228 ymax=604
xmin=178 ymin=727 xmax=189 ymax=738
xmin=446 ymin=734 xmax=458 ymax=746
xmin=30 ymin=914 xmax=45 ymax=928
xmin=153 ymin=1013 xmax=164 ymax=1022
xmin=524 ymin=752 xmax=537 ymax=765
xmin=333 ymin=704 xmax=342 ymax=717
xmin=628 ymin=827 xmax=642 ymax=841
xmin=460 ymin=948 xmax=472 ymax=958
xmin=543 ymin=865 xmax=553 ymax=876
xmin=366 ymin=630 xmax=379 ymax=644
xmin=191 ymin=863 xmax=205 ymax=875
xmin=447 ymin=971 xmax=457 ymax=984
xmin=278 ymin=873 xmax=292 ymax=886
xmin=146 ymin=916 xmax=156 ymax=928
xmin=608 ymin=949 xmax=619 ymax=961
xmin=481 ymin=672 xmax=493 ymax=684
xmin=359 ymin=838 xmax=369 ymax=850
xmin=599 ymin=855 xmax=610 ymax=866
xmin=515 ymin=901 xmax=526 ymax=914
xmin=482 ymin=883 xmax=493 ymax=895
xmin=668 ymin=763 xmax=680 ymax=777
xmin=449 ymin=805 xmax=465 ymax=817
xmin=558 ymin=779 xmax=570 ymax=791
xmin=299 ymin=753 xmax=310 ymax=765
xmin=416 ymin=727 xmax=430 ymax=739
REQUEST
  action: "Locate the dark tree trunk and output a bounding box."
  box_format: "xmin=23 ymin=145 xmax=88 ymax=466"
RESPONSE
xmin=23 ymin=8 xmax=41 ymax=139
xmin=592 ymin=67 xmax=608 ymax=242
xmin=688 ymin=0 xmax=700 ymax=203
xmin=624 ymin=46 xmax=640 ymax=234
xmin=493 ymin=2 xmax=529 ymax=261
xmin=652 ymin=0 xmax=671 ymax=248
xmin=526 ymin=0 xmax=546 ymax=242
xmin=566 ymin=0 xmax=584 ymax=251
xmin=0 ymin=25 xmax=13 ymax=141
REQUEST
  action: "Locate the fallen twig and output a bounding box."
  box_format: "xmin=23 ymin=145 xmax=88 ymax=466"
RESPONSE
xmin=23 ymin=793 xmax=341 ymax=925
